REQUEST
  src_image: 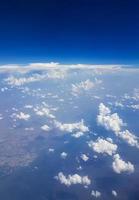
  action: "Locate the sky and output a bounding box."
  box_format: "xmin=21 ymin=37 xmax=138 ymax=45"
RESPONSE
xmin=0 ymin=0 xmax=138 ymax=65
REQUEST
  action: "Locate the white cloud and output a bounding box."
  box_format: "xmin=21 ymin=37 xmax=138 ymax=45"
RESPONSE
xmin=41 ymin=124 xmax=51 ymax=131
xmin=1 ymin=87 xmax=8 ymax=92
xmin=0 ymin=63 xmax=124 ymax=73
xmin=24 ymin=104 xmax=33 ymax=109
xmin=55 ymin=172 xmax=91 ymax=187
xmin=13 ymin=112 xmax=30 ymax=120
xmin=5 ymin=74 xmax=47 ymax=86
xmin=54 ymin=119 xmax=89 ymax=134
xmin=60 ymin=152 xmax=68 ymax=159
xmin=97 ymin=103 xmax=124 ymax=133
xmin=71 ymin=79 xmax=102 ymax=96
xmin=129 ymin=104 xmax=139 ymax=110
xmin=48 ymin=148 xmax=55 ymax=152
xmin=91 ymin=190 xmax=101 ymax=198
xmin=47 ymin=69 xmax=67 ymax=79
xmin=112 ymin=190 xmax=117 ymax=197
xmin=0 ymin=114 xmax=3 ymax=120
xmin=112 ymin=154 xmax=134 ymax=174
xmin=72 ymin=131 xmax=84 ymax=138
xmin=81 ymin=154 xmax=89 ymax=162
xmin=28 ymin=62 xmax=59 ymax=69
xmin=97 ymin=103 xmax=139 ymax=148
xmin=34 ymin=106 xmax=55 ymax=119
xmin=119 ymin=130 xmax=139 ymax=148
xmin=25 ymin=127 xmax=34 ymax=131
xmin=88 ymin=137 xmax=117 ymax=156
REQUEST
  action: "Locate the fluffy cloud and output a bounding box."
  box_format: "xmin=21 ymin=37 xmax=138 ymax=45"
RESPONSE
xmin=97 ymin=103 xmax=124 ymax=133
xmin=55 ymin=172 xmax=91 ymax=187
xmin=129 ymin=104 xmax=139 ymax=110
xmin=97 ymin=103 xmax=139 ymax=148
xmin=72 ymin=131 xmax=84 ymax=138
xmin=48 ymin=148 xmax=55 ymax=152
xmin=34 ymin=106 xmax=55 ymax=119
xmin=5 ymin=74 xmax=47 ymax=86
xmin=54 ymin=119 xmax=89 ymax=134
xmin=88 ymin=137 xmax=117 ymax=156
xmin=60 ymin=152 xmax=68 ymax=159
xmin=47 ymin=69 xmax=67 ymax=79
xmin=91 ymin=190 xmax=101 ymax=198
xmin=72 ymin=79 xmax=101 ymax=96
xmin=13 ymin=112 xmax=30 ymax=120
xmin=81 ymin=154 xmax=89 ymax=162
xmin=41 ymin=124 xmax=51 ymax=131
xmin=112 ymin=154 xmax=134 ymax=174
xmin=119 ymin=130 xmax=139 ymax=148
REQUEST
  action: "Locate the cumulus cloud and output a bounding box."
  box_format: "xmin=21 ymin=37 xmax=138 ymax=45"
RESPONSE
xmin=88 ymin=137 xmax=117 ymax=156
xmin=97 ymin=103 xmax=139 ymax=148
xmin=97 ymin=103 xmax=124 ymax=133
xmin=5 ymin=74 xmax=47 ymax=86
xmin=41 ymin=124 xmax=51 ymax=131
xmin=48 ymin=148 xmax=55 ymax=152
xmin=112 ymin=154 xmax=134 ymax=174
xmin=91 ymin=190 xmax=101 ymax=198
xmin=118 ymin=130 xmax=139 ymax=148
xmin=81 ymin=154 xmax=89 ymax=162
xmin=129 ymin=104 xmax=139 ymax=110
xmin=60 ymin=152 xmax=68 ymax=159
xmin=72 ymin=131 xmax=84 ymax=138
xmin=34 ymin=106 xmax=55 ymax=119
xmin=54 ymin=119 xmax=89 ymax=134
xmin=55 ymin=172 xmax=91 ymax=187
xmin=4 ymin=68 xmax=67 ymax=87
xmin=71 ymin=79 xmax=102 ymax=96
xmin=12 ymin=112 xmax=30 ymax=120
xmin=47 ymin=69 xmax=67 ymax=79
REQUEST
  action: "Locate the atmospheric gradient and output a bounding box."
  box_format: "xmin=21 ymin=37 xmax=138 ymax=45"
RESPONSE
xmin=0 ymin=63 xmax=139 ymax=200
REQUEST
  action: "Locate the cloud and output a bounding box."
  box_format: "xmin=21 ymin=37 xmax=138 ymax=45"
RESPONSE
xmin=71 ymin=79 xmax=102 ymax=96
xmin=5 ymin=74 xmax=47 ymax=86
xmin=47 ymin=69 xmax=67 ymax=79
xmin=91 ymin=190 xmax=101 ymax=198
xmin=81 ymin=154 xmax=89 ymax=162
xmin=41 ymin=124 xmax=51 ymax=131
xmin=55 ymin=172 xmax=91 ymax=187
xmin=88 ymin=137 xmax=117 ymax=156
xmin=34 ymin=105 xmax=55 ymax=119
xmin=118 ymin=130 xmax=139 ymax=148
xmin=54 ymin=119 xmax=89 ymax=134
xmin=4 ymin=68 xmax=67 ymax=87
xmin=12 ymin=112 xmax=30 ymax=121
xmin=0 ymin=114 xmax=3 ymax=120
xmin=0 ymin=62 xmax=125 ymax=73
xmin=112 ymin=154 xmax=134 ymax=174
xmin=72 ymin=131 xmax=84 ymax=138
xmin=60 ymin=152 xmax=68 ymax=159
xmin=48 ymin=148 xmax=55 ymax=152
xmin=129 ymin=104 xmax=139 ymax=110
xmin=97 ymin=103 xmax=139 ymax=148
xmin=112 ymin=190 xmax=117 ymax=197
xmin=97 ymin=103 xmax=125 ymax=133
xmin=25 ymin=127 xmax=34 ymax=131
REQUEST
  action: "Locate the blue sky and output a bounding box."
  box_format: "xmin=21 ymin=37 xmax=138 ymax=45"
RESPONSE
xmin=0 ymin=0 xmax=138 ymax=65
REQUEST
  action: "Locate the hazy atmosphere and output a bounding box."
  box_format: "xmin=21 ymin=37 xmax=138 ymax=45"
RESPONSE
xmin=0 ymin=0 xmax=138 ymax=200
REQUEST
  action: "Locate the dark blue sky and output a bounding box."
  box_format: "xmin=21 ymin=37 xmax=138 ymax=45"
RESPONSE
xmin=0 ymin=0 xmax=138 ymax=65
